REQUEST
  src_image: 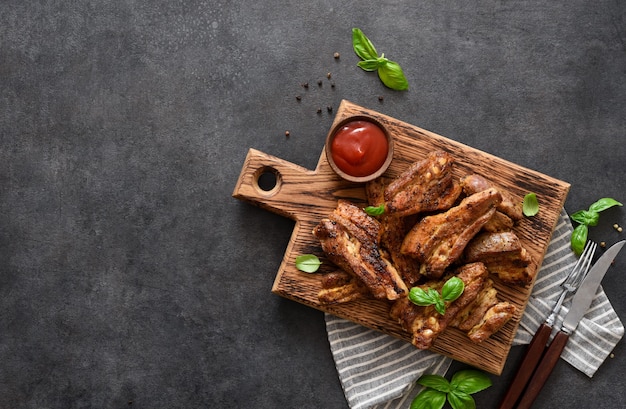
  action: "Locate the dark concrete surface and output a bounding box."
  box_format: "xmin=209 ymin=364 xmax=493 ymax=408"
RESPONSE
xmin=1 ymin=1 xmax=625 ymax=408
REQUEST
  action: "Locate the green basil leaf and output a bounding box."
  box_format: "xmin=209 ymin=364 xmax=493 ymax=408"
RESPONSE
xmin=409 ymin=287 xmax=435 ymax=306
xmin=434 ymin=298 xmax=446 ymax=315
xmin=416 ymin=374 xmax=451 ymax=393
xmin=569 ymin=210 xmax=585 ymax=225
xmin=295 ymin=254 xmax=322 ymax=273
xmin=522 ymin=193 xmax=539 ymax=217
xmin=357 ymin=59 xmax=381 ymax=71
xmin=410 ymin=388 xmax=447 ymax=409
xmin=426 ymin=288 xmax=440 ymax=300
xmin=450 ymin=370 xmax=492 ymax=394
xmin=447 ymin=390 xmax=476 ymax=409
xmin=588 ymin=197 xmax=623 ymax=213
xmin=570 ymin=209 xmax=600 ymax=226
xmin=441 ymin=277 xmax=465 ymax=302
xmin=352 ymin=28 xmax=378 ymax=61
xmin=363 ymin=204 xmax=385 ymax=216
xmin=570 ymin=224 xmax=588 ymax=256
xmin=377 ymin=59 xmax=409 ymax=91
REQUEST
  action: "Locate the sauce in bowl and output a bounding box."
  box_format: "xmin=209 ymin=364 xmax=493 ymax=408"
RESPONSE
xmin=329 ymin=119 xmax=390 ymax=178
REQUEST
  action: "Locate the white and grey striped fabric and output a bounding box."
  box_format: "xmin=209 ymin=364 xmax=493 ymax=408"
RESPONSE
xmin=325 ymin=210 xmax=625 ymax=409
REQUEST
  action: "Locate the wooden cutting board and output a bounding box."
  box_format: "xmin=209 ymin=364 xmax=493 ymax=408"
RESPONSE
xmin=233 ymin=100 xmax=570 ymax=375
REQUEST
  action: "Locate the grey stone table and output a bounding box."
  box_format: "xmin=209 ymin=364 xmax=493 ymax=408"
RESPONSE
xmin=1 ymin=1 xmax=625 ymax=408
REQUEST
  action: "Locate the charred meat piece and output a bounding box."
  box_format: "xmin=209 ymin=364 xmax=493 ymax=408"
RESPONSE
xmin=467 ymin=302 xmax=517 ymax=343
xmin=333 ymin=198 xmax=382 ymax=242
xmin=313 ymin=200 xmax=409 ymax=300
xmin=389 ymin=262 xmax=489 ymax=349
xmin=320 ymin=270 xmax=354 ymax=288
xmin=450 ymin=276 xmax=517 ymax=343
xmin=383 ymin=151 xmax=462 ymax=217
xmin=482 ymin=211 xmax=514 ymax=233
xmin=450 ymin=279 xmax=499 ymax=331
xmin=366 ymin=178 xmax=422 ymax=286
xmin=401 ymin=188 xmax=502 ymax=279
xmin=464 ymin=231 xmax=536 ymax=285
xmin=460 ymin=174 xmax=523 ymax=221
xmin=365 ymin=176 xmax=387 ymax=206
xmin=318 ymin=271 xmax=371 ymax=304
xmin=379 ymin=217 xmax=422 ymax=286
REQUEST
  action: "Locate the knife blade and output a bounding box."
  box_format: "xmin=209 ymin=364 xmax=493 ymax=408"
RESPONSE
xmin=516 ymin=240 xmax=625 ymax=409
xmin=561 ymin=241 xmax=624 ymax=334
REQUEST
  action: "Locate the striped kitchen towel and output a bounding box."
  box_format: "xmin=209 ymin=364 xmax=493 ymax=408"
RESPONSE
xmin=325 ymin=209 xmax=624 ymax=409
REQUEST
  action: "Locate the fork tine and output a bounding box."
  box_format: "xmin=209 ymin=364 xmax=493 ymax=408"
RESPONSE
xmin=544 ymin=241 xmax=596 ymax=327
xmin=564 ymin=240 xmax=597 ymax=287
xmin=578 ymin=241 xmax=597 ymax=280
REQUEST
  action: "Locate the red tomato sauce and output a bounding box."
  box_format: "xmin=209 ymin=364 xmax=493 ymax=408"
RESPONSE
xmin=330 ymin=120 xmax=389 ymax=177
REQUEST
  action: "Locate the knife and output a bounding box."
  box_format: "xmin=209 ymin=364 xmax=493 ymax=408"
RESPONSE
xmin=516 ymin=240 xmax=625 ymax=409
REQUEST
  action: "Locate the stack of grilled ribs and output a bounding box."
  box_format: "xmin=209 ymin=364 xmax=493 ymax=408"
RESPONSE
xmin=313 ymin=150 xmax=535 ymax=349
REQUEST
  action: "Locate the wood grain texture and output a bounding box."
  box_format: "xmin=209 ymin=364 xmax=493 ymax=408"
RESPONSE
xmin=232 ymin=100 xmax=570 ymax=375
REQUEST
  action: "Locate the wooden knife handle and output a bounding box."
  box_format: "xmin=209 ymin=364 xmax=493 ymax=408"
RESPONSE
xmin=516 ymin=331 xmax=570 ymax=409
xmin=498 ymin=323 xmax=553 ymax=409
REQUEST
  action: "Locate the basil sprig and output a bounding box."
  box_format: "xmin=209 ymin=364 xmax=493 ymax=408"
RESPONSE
xmin=352 ymin=28 xmax=409 ymax=91
xmin=411 ymin=370 xmax=492 ymax=409
xmin=570 ymin=198 xmax=622 ymax=255
xmin=408 ymin=277 xmax=465 ymax=315
xmin=295 ymin=254 xmax=322 ymax=273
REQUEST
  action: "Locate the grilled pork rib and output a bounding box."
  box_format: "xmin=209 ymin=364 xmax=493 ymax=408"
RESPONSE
xmin=450 ymin=278 xmax=499 ymax=331
xmin=383 ymin=150 xmax=462 ymax=217
xmin=390 ymin=262 xmax=489 ymax=349
xmin=313 ymin=200 xmax=409 ymax=301
xmin=401 ymin=188 xmax=503 ymax=279
xmin=482 ymin=211 xmax=514 ymax=233
xmin=366 ymin=178 xmax=422 ymax=286
xmin=317 ymin=270 xmax=371 ymax=304
xmin=464 ymin=231 xmax=536 ymax=285
xmin=449 ymin=276 xmax=517 ymax=343
xmin=460 ymin=174 xmax=523 ymax=221
xmin=467 ymin=302 xmax=517 ymax=343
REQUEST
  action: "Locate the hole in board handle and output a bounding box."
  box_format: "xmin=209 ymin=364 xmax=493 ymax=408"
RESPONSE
xmin=253 ymin=166 xmax=281 ymax=197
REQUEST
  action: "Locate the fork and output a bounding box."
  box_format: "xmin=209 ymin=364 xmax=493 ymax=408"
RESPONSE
xmin=498 ymin=240 xmax=597 ymax=409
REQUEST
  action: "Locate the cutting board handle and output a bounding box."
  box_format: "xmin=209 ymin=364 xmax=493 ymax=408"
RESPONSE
xmin=232 ymin=148 xmax=365 ymax=222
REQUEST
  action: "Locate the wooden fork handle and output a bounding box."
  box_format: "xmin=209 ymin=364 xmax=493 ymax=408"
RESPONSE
xmin=498 ymin=323 xmax=553 ymax=409
xmin=516 ymin=330 xmax=570 ymax=409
